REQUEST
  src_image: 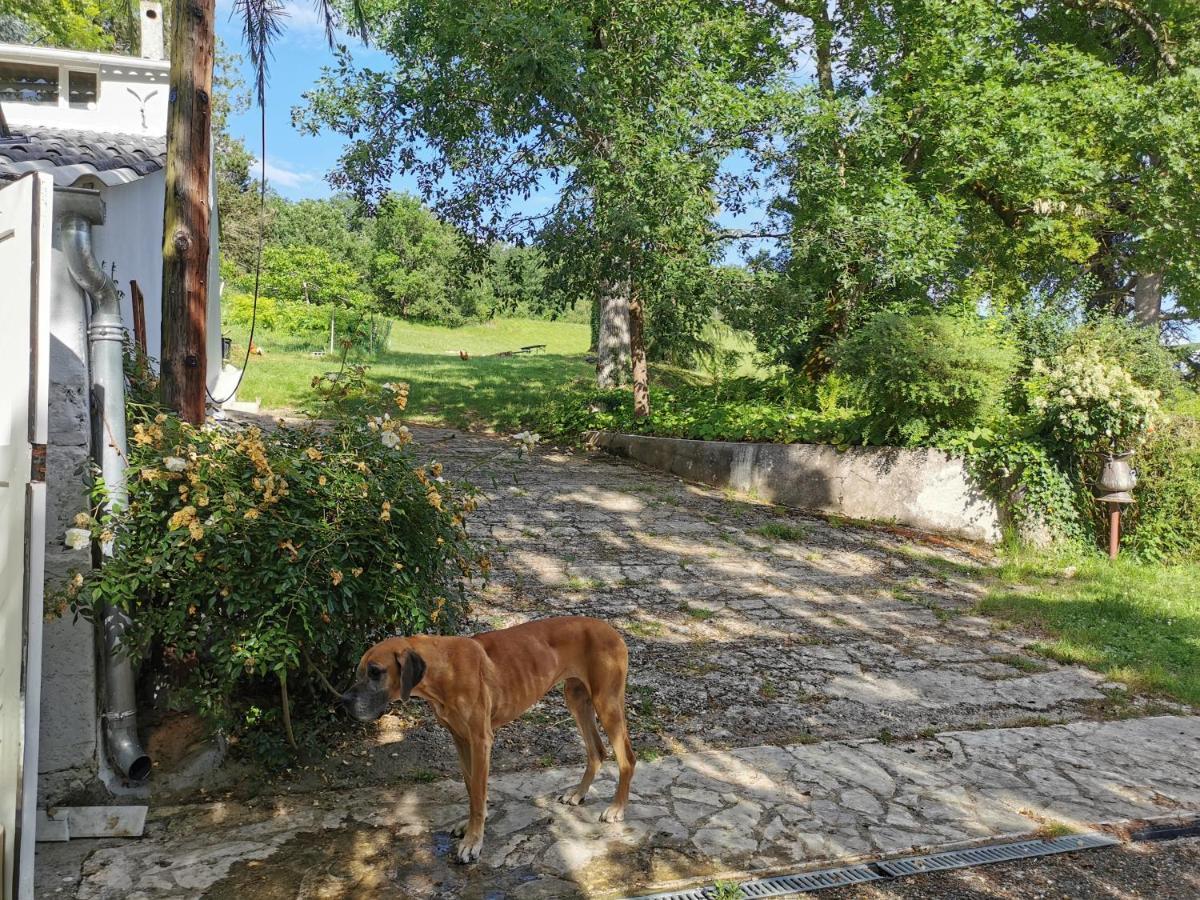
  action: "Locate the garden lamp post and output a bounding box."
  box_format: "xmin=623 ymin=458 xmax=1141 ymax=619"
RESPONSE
xmin=1095 ymin=450 xmax=1136 ymax=560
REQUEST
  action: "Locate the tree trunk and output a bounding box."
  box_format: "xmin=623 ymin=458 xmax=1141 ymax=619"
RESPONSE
xmin=1133 ymin=271 xmax=1163 ymax=329
xmin=159 ymin=0 xmax=215 ymax=425
xmin=812 ymin=3 xmax=835 ymax=97
xmin=629 ymin=281 xmax=649 ymax=417
xmin=1084 ymin=230 xmax=1125 ymax=316
xmin=596 ymin=277 xmax=631 ymax=388
xmin=589 ymin=295 xmax=600 ymax=353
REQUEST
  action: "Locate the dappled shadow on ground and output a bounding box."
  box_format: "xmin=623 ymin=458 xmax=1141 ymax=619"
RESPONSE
xmin=402 ymin=427 xmax=1151 ymax=762
xmin=368 ymin=352 xmax=592 ymax=431
xmin=823 ymin=837 xmax=1200 ymax=899
xmin=208 ymin=825 xmax=578 ymax=899
xmin=980 ymin=580 xmax=1200 ymax=705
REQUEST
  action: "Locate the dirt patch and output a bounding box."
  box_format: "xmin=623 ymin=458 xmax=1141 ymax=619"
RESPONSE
xmin=146 ymin=712 xmax=209 ymax=771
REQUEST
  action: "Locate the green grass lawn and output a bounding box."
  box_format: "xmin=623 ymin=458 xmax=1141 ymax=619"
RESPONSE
xmin=226 ymin=317 xmax=593 ymax=431
xmin=980 ymin=549 xmax=1200 ymax=705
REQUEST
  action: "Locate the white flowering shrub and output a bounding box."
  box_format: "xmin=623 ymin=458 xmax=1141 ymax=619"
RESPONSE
xmin=1026 ymin=347 xmax=1160 ymax=453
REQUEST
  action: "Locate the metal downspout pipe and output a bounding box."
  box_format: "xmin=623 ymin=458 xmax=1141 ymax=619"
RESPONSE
xmin=58 ymin=189 xmax=152 ymax=782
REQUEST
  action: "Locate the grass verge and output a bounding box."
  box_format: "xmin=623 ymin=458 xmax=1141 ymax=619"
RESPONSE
xmin=979 ymin=549 xmax=1200 ymax=705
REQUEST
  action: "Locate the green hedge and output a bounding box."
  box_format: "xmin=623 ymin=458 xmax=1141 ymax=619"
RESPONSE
xmin=528 ymin=382 xmax=868 ymax=446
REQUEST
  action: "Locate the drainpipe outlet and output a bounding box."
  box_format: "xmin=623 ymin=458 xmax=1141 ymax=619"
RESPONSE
xmin=58 ymin=196 xmax=152 ymax=782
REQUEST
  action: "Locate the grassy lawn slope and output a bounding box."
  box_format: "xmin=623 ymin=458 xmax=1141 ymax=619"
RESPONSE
xmin=229 ymin=318 xmax=592 ymax=430
xmin=983 ymin=550 xmax=1200 ymax=705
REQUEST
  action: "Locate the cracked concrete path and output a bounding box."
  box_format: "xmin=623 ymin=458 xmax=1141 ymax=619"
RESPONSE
xmin=37 ymin=427 xmax=1200 ymax=897
xmin=54 ymin=716 xmax=1200 ymax=898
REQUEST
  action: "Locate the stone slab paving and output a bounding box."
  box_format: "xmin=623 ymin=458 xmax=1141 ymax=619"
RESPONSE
xmin=408 ymin=428 xmax=1179 ymax=764
xmin=56 ymin=716 xmax=1200 ymax=898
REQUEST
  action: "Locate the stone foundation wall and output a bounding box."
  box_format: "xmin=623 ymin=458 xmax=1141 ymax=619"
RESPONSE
xmin=589 ymin=432 xmax=1002 ymax=544
xmin=38 ymin=246 xmax=101 ymax=804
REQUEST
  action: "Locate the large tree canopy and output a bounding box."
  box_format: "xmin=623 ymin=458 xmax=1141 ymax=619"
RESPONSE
xmin=729 ymin=0 xmax=1200 ymax=372
xmin=302 ymin=0 xmax=794 ymax=394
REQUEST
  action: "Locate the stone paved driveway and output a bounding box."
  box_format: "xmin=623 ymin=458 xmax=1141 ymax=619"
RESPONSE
xmin=429 ymin=428 xmax=1162 ymax=762
xmin=38 ymin=427 xmax=1200 ymax=898
xmin=59 ymin=717 xmax=1200 ymax=898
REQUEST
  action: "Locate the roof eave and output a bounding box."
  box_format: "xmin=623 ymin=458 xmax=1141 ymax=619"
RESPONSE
xmin=0 ymin=41 xmax=171 ymax=72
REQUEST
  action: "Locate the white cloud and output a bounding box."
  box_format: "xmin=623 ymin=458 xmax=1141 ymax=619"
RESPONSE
xmin=250 ymin=157 xmax=318 ymax=189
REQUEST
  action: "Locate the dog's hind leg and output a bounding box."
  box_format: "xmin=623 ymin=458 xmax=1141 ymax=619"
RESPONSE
xmin=593 ymin=683 xmax=635 ymax=824
xmin=559 ymin=678 xmax=605 ymax=805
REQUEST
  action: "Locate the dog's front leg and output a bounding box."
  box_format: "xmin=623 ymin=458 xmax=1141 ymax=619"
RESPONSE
xmin=456 ymin=730 xmax=492 ymax=863
xmin=449 ymin=732 xmax=486 ymax=838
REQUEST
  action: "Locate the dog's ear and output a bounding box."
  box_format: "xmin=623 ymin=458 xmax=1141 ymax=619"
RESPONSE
xmin=397 ymin=649 xmax=426 ymax=700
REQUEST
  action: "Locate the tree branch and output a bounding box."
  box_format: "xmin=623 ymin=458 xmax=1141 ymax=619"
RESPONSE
xmin=1066 ymin=0 xmax=1179 ymax=73
xmin=970 ymin=181 xmax=1021 ymax=229
xmin=714 ymin=228 xmax=791 ymax=241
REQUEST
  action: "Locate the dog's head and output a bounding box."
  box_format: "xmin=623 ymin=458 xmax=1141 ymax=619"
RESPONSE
xmin=341 ymin=639 xmax=426 ymax=722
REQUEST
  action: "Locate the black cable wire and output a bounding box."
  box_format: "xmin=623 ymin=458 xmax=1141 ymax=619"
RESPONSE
xmin=208 ymin=96 xmax=266 ymax=406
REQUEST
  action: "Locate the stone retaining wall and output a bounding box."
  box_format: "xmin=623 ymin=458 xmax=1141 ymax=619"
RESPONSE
xmin=589 ymin=431 xmax=1003 ymax=543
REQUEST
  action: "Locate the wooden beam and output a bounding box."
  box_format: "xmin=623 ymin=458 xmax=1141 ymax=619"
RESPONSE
xmin=129 ymin=279 xmax=148 ymax=355
xmin=159 ymin=0 xmax=214 ymax=425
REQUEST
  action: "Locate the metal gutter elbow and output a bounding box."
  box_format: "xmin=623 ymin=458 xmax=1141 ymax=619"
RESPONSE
xmin=58 ymin=188 xmax=152 ymax=783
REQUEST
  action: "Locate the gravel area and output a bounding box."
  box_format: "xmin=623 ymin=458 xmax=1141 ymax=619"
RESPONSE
xmin=827 ymin=836 xmax=1200 ymax=899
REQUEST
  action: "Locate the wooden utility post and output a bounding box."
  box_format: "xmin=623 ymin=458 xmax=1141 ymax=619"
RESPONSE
xmin=159 ymin=0 xmax=215 ymax=424
xmin=129 ymin=279 xmax=148 ymax=354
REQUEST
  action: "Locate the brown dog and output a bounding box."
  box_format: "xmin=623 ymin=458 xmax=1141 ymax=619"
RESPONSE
xmin=342 ymin=616 xmax=636 ymax=862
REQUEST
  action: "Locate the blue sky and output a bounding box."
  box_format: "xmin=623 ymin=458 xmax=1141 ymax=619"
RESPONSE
xmin=214 ymin=0 xmax=783 ymax=249
xmin=216 ymin=0 xmax=386 ymax=200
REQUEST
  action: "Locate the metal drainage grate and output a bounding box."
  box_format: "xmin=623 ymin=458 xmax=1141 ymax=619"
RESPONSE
xmin=630 ymin=864 xmax=883 ymax=900
xmin=627 ymin=832 xmax=1120 ymax=900
xmin=874 ymin=832 xmax=1119 ymax=878
xmin=1132 ymin=818 xmax=1200 ymax=843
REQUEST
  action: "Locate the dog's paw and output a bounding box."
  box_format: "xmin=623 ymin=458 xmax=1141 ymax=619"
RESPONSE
xmin=456 ymin=835 xmax=483 ymax=864
xmin=450 ymin=818 xmax=469 ymax=838
xmin=558 ymin=790 xmax=586 ymax=806
xmin=599 ymin=804 xmax=625 ymax=823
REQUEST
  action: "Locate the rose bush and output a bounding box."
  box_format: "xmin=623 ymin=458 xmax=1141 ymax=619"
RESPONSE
xmin=58 ymin=370 xmax=480 ymax=756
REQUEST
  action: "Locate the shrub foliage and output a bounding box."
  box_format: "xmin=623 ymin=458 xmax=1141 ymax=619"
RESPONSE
xmin=59 ymin=373 xmax=479 ymax=747
xmin=834 ymin=312 xmax=1017 ymax=446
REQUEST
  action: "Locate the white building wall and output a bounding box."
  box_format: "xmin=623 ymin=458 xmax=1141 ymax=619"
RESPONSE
xmin=0 ymin=43 xmax=169 ymax=137
xmin=78 ymin=169 xmax=223 ymax=390
xmin=39 ymin=241 xmax=102 ymax=804
xmin=88 ymin=170 xmax=165 ymax=358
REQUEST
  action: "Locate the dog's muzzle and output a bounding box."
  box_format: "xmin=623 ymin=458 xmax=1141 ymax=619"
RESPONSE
xmin=341 ymin=685 xmax=389 ymax=722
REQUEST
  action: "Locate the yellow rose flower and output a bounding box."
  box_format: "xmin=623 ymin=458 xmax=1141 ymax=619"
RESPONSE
xmin=330 ymin=569 xmax=344 ymax=586
xmin=168 ymin=506 xmax=197 ymax=530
